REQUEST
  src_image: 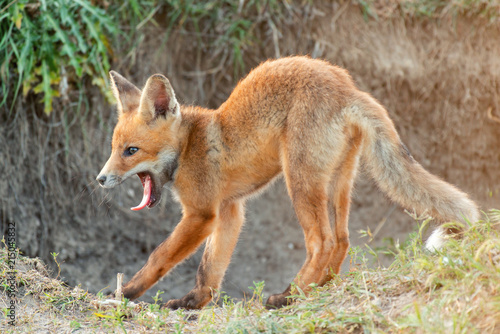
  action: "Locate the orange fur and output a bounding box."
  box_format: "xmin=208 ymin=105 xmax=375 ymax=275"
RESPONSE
xmin=97 ymin=56 xmax=479 ymax=309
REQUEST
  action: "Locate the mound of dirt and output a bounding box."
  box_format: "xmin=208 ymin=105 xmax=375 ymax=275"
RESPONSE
xmin=1 ymin=1 xmax=498 ymax=304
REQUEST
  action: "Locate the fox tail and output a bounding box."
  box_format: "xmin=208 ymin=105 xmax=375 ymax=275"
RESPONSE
xmin=350 ymin=92 xmax=480 ymax=250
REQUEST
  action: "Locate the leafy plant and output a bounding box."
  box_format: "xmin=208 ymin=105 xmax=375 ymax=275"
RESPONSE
xmin=0 ymin=0 xmax=117 ymax=115
xmin=0 ymin=0 xmax=292 ymax=115
xmin=159 ymin=0 xmax=289 ymax=78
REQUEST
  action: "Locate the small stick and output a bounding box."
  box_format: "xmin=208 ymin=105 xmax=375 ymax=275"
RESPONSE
xmin=116 ymin=273 xmax=123 ymax=301
xmin=487 ymin=107 xmax=500 ymax=124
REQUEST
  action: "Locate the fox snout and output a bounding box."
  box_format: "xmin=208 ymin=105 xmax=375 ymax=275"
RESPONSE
xmin=96 ymin=174 xmax=107 ymax=186
xmin=96 ymin=155 xmax=123 ymax=188
xmin=96 ymin=172 xmax=121 ymax=188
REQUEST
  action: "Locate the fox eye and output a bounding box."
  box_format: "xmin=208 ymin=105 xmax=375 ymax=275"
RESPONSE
xmin=124 ymin=147 xmax=139 ymax=157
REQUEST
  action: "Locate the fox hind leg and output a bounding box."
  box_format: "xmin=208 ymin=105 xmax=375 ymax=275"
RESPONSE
xmin=320 ymin=127 xmax=363 ymax=285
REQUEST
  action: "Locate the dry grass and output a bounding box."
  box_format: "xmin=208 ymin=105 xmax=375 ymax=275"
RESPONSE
xmin=2 ymin=210 xmax=499 ymax=333
xmin=358 ymin=0 xmax=500 ymax=22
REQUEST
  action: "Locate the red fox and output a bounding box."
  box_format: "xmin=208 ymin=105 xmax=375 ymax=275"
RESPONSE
xmin=97 ymin=56 xmax=479 ymax=309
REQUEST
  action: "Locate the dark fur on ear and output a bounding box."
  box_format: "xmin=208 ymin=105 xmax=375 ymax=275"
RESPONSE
xmin=109 ymin=71 xmax=142 ymax=115
xmin=140 ymin=74 xmax=180 ymax=122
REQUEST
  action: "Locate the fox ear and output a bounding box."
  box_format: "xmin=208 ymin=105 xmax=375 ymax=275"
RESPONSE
xmin=139 ymin=74 xmax=180 ymax=122
xmin=109 ymin=71 xmax=141 ymax=115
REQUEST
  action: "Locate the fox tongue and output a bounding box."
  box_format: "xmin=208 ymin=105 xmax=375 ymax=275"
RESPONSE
xmin=131 ymin=174 xmax=152 ymax=211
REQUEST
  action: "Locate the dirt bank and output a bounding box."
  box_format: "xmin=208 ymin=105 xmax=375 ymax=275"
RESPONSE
xmin=1 ymin=2 xmax=498 ymax=303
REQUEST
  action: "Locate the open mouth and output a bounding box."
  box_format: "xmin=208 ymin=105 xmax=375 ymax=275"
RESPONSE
xmin=131 ymin=172 xmax=161 ymax=211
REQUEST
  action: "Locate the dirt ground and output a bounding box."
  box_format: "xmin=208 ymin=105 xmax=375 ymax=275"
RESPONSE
xmin=1 ymin=2 xmax=499 ymax=304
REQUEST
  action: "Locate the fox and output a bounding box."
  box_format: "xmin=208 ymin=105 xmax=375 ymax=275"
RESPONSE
xmin=96 ymin=56 xmax=479 ymax=309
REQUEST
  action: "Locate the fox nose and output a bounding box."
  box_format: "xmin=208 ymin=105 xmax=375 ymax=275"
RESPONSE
xmin=97 ymin=175 xmax=107 ymax=186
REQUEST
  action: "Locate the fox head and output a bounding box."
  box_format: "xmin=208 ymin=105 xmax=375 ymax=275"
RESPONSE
xmin=96 ymin=71 xmax=181 ymax=210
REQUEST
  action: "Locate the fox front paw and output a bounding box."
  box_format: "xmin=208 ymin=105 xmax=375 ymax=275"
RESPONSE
xmin=265 ymin=292 xmax=293 ymax=309
xmin=121 ymin=282 xmax=146 ymax=301
xmin=163 ymin=290 xmax=211 ymax=310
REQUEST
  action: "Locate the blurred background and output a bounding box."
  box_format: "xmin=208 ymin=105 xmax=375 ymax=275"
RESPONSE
xmin=1 ymin=0 xmax=499 ymax=303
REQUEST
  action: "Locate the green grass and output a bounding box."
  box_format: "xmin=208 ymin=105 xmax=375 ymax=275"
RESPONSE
xmin=0 ymin=0 xmax=290 ymax=116
xmin=192 ymin=210 xmax=499 ymax=333
xmin=0 ymin=0 xmax=119 ymax=114
xmin=2 ymin=0 xmax=497 ymax=116
xmin=2 ymin=210 xmax=499 ymax=333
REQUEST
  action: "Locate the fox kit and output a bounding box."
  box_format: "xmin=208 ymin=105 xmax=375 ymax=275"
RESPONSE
xmin=97 ymin=56 xmax=479 ymax=309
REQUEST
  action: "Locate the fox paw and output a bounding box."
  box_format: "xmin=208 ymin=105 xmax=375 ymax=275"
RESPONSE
xmin=265 ymin=293 xmax=293 ymax=309
xmin=163 ymin=291 xmax=210 ymax=310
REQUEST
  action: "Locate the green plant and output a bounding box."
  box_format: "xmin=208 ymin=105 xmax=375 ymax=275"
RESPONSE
xmin=0 ymin=0 xmax=294 ymax=116
xmin=69 ymin=320 xmax=81 ymax=330
xmin=0 ymin=0 xmax=117 ymax=115
xmin=158 ymin=0 xmax=289 ymax=78
xmin=51 ymin=251 xmax=61 ymax=279
xmin=1 ymin=209 xmax=499 ymax=332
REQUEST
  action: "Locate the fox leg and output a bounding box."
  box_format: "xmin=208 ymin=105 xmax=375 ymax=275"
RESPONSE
xmin=165 ymin=200 xmax=245 ymax=310
xmin=266 ymin=161 xmax=334 ymax=308
xmin=319 ymin=127 xmax=363 ymax=285
xmin=122 ymin=210 xmax=217 ymax=300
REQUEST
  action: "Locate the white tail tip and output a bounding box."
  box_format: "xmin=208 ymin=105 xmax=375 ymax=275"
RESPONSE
xmin=425 ymin=227 xmax=446 ymax=252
